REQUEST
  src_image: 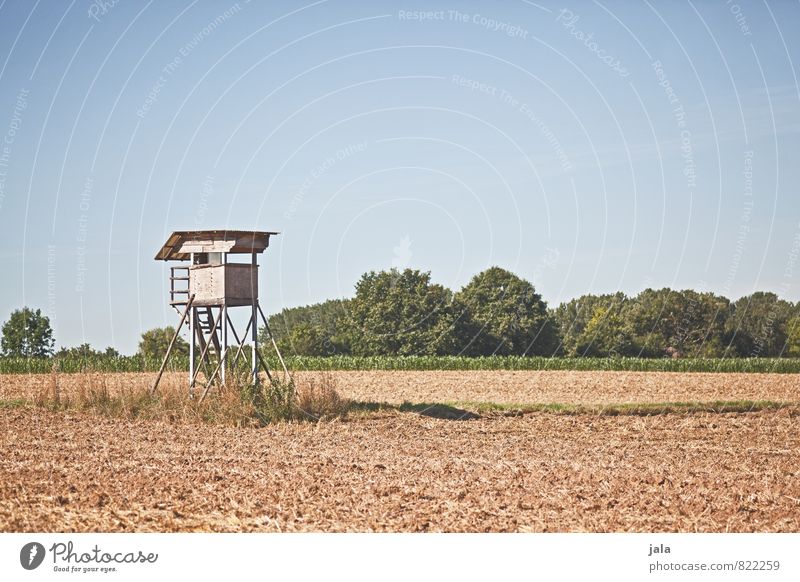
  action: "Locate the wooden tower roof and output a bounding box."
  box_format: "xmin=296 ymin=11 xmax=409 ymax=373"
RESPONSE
xmin=155 ymin=230 xmax=278 ymax=261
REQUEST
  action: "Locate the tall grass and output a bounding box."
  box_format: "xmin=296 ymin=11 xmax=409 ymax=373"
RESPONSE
xmin=2 ymin=354 xmax=799 ymax=374
xmin=248 ymin=372 xmax=349 ymax=423
xmin=12 ymin=371 xmax=349 ymax=426
xmin=30 ymin=374 xmax=257 ymax=426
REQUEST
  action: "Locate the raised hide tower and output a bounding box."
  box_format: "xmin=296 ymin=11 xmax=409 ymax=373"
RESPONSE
xmin=150 ymin=230 xmax=288 ymax=399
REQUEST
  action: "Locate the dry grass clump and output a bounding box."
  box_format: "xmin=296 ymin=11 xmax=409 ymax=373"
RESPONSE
xmin=249 ymin=372 xmax=348 ymax=423
xmin=20 ymin=371 xmax=349 ymax=426
xmin=294 ymin=372 xmax=349 ymax=420
xmin=31 ymin=374 xmax=256 ymax=427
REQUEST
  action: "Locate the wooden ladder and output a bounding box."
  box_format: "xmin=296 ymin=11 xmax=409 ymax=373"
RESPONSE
xmin=169 ymin=266 xmax=190 ymax=308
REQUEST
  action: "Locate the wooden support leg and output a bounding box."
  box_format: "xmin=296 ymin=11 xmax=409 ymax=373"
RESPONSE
xmin=258 ymin=304 xmax=290 ymax=381
xmin=221 ymin=304 xmax=227 ymax=385
xmin=189 ymin=305 xmax=195 ymax=394
xmin=198 ymin=346 xmax=229 ymax=404
xmin=229 ymin=317 xmax=252 ymax=373
xmin=251 ymin=302 xmax=258 ymax=386
xmin=151 ymin=295 xmax=194 ymax=396
xmin=191 ymin=307 xmax=225 ymax=388
xmin=206 ymin=307 xmax=222 ymax=357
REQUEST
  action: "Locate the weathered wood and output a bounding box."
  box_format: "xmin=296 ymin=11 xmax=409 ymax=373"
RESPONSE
xmin=205 ymin=307 xmax=222 ymax=355
xmin=155 ymin=230 xmax=280 ymax=394
xmin=256 ymin=348 xmax=274 ymax=384
xmin=225 ymin=312 xmax=248 ymax=384
xmin=194 ymin=312 xmax=208 ymax=359
xmin=179 ymin=240 xmax=236 ymax=254
xmin=150 ymin=295 xmax=195 ymax=395
xmin=155 ymin=230 xmax=277 ymax=261
xmin=198 ymin=346 xmax=229 ymax=404
xmin=258 ymin=304 xmax=290 ymax=381
xmin=188 ymin=263 xmax=258 ymax=306
xmin=191 ymin=312 xmax=215 ymax=392
xmin=190 ymin=308 xmax=224 ymax=388
xmin=229 ymin=317 xmax=252 ymax=369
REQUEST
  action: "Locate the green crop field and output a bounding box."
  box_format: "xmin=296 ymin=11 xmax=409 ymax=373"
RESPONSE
xmin=1 ymin=354 xmax=800 ymax=374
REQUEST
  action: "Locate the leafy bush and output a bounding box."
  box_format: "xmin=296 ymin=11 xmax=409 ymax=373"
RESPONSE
xmin=1 ymin=307 xmax=54 ymax=357
xmin=138 ymin=327 xmax=189 ymax=361
xmin=248 ymin=377 xmax=298 ymax=424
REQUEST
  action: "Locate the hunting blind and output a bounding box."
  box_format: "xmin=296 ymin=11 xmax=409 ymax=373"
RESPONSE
xmin=150 ymin=230 xmax=288 ymax=399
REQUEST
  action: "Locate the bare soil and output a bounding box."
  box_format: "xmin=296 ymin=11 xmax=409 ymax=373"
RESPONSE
xmin=2 ymin=370 xmax=799 ymax=404
xmin=324 ymin=370 xmax=800 ymax=404
xmin=1 ymin=406 xmax=798 ymax=532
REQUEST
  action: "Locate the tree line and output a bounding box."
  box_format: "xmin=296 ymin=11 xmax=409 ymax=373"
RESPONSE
xmin=2 ymin=267 xmax=800 ymax=360
xmin=263 ymin=267 xmax=800 ymax=359
xmin=0 ymin=307 xmax=187 ymax=362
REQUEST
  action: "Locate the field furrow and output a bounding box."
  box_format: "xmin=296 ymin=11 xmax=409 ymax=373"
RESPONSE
xmin=1 ymin=407 xmax=798 ymax=532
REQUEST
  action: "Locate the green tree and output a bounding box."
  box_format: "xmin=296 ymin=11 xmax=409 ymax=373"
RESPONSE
xmin=277 ymin=323 xmax=326 ymax=356
xmin=57 ymin=343 xmax=102 ymax=359
xmin=725 ymin=292 xmax=794 ymax=357
xmin=138 ymin=327 xmax=189 ymax=360
xmin=54 ymin=343 xmax=120 ymax=371
xmin=551 ymin=292 xmax=632 ymax=356
xmin=574 ymin=304 xmax=636 ymax=357
xmin=628 ymin=289 xmax=730 ymax=357
xmin=104 ymin=346 xmax=121 ymax=358
xmin=347 ymin=269 xmax=464 ymax=356
xmin=787 ymin=314 xmax=800 ymax=357
xmin=56 ymin=344 xmax=120 ymax=359
xmin=456 ymin=267 xmax=558 ymax=356
xmin=264 ymin=298 xmax=352 ymax=355
xmin=1 ymin=307 xmax=55 ymax=357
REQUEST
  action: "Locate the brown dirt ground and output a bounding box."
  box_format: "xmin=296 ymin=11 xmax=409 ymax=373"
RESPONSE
xmin=1 ymin=406 xmax=798 ymax=532
xmin=2 ymin=370 xmax=800 ymax=404
xmin=320 ymin=370 xmax=800 ymax=404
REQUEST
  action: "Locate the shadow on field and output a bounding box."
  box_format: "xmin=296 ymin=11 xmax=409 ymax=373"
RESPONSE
xmin=345 ymin=399 xmax=798 ymax=420
xmin=400 ymin=402 xmax=481 ymax=420
xmin=348 ymin=400 xmax=480 ymax=420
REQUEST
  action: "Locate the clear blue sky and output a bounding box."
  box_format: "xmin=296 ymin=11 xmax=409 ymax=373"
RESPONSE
xmin=0 ymin=0 xmax=798 ymax=354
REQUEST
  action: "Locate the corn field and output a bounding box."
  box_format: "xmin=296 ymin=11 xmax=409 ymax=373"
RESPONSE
xmin=1 ymin=354 xmax=799 ymax=374
xmin=285 ymin=355 xmax=800 ymax=372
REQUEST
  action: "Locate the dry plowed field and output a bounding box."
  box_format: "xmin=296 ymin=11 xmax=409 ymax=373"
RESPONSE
xmin=1 ymin=371 xmax=799 ymax=532
xmin=318 ymin=370 xmax=800 ymax=404
xmin=2 ymin=370 xmax=800 ymax=404
xmin=1 ymin=407 xmax=798 ymax=532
